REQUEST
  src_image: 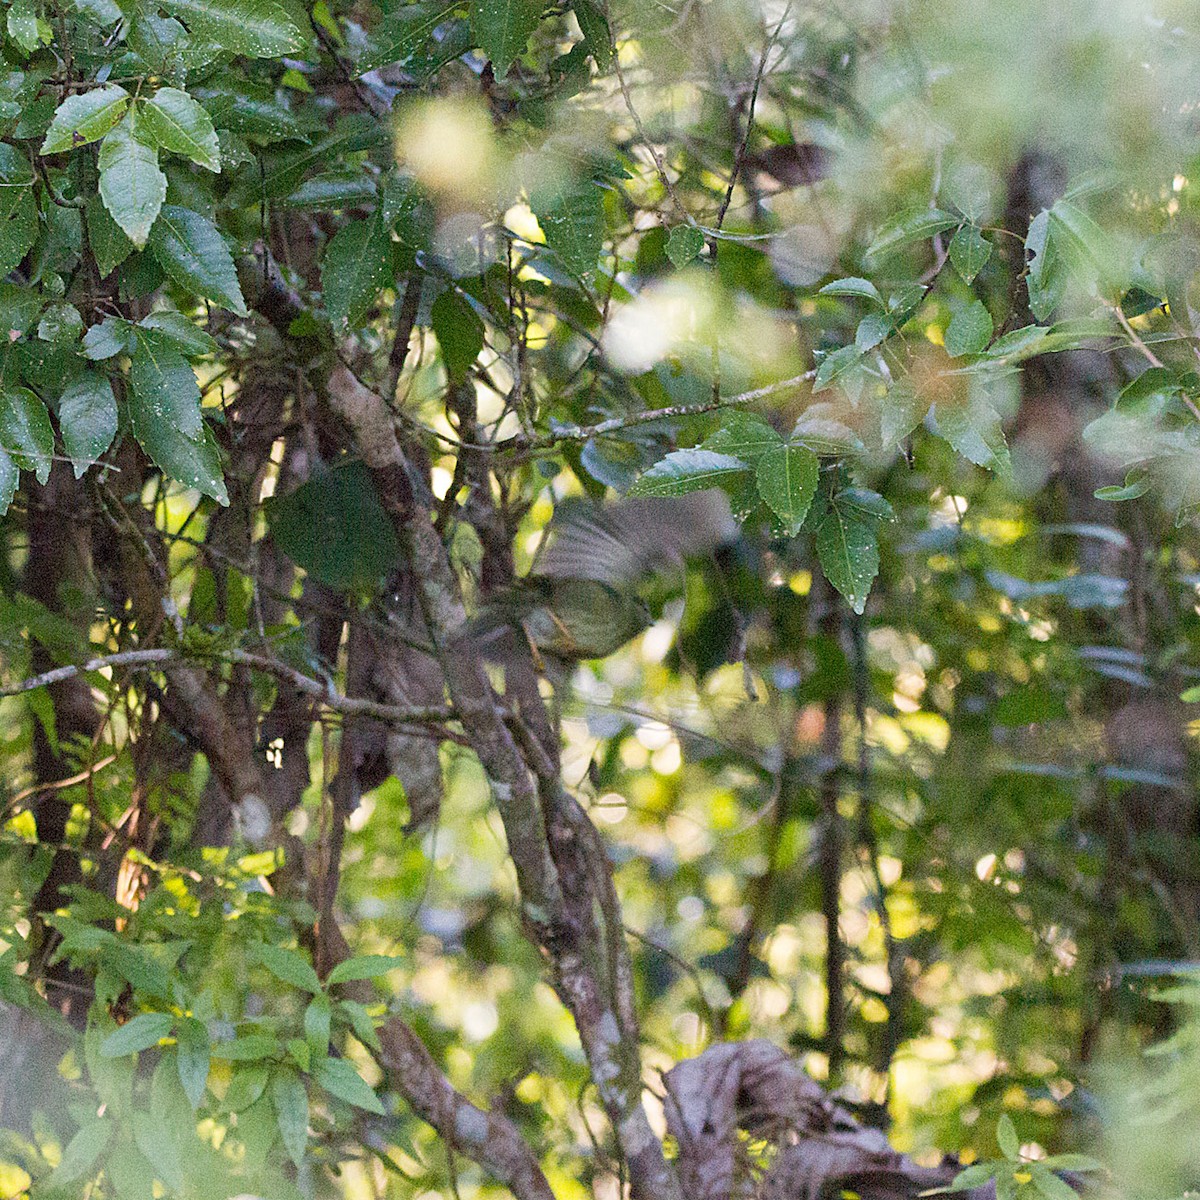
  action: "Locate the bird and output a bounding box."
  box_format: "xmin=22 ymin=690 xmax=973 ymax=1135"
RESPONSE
xmin=464 ymin=490 xmax=736 ymax=675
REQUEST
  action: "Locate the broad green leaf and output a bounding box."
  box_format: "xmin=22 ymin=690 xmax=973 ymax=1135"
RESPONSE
xmin=82 ymin=317 xmax=135 ymax=359
xmin=139 ymin=88 xmax=221 ymax=172
xmin=322 ymin=215 xmax=392 ymax=329
xmin=147 ymin=205 xmax=248 ymax=315
xmin=132 ymin=1110 xmax=184 ymax=1191
xmin=6 ymin=0 xmax=44 ymax=53
xmin=272 ymin=1068 xmax=309 ymax=1167
xmin=37 ymin=302 xmax=84 ymax=344
xmin=1025 ymin=209 xmax=1065 ymax=321
xmin=210 ymin=1034 xmax=281 ymax=1061
xmin=157 ymin=0 xmax=307 ymax=57
xmin=355 ymin=2 xmax=458 ymax=75
xmin=531 ymin=180 xmax=604 ymax=276
xmin=1029 ymin=1166 xmax=1081 ymax=1200
xmin=59 ymin=372 xmax=118 ymax=477
xmin=312 ymin=1055 xmax=386 ymax=1114
xmin=1095 ymin=473 xmax=1150 ymax=502
xmin=100 ymin=1012 xmax=174 ymax=1057
xmin=1050 ymin=199 xmax=1126 ymax=296
xmin=103 ymin=1142 xmax=157 ymax=1200
xmin=866 ymin=207 xmax=958 ymax=260
xmin=813 ymin=344 xmax=863 ymax=393
xmin=254 ymin=941 xmax=323 ymax=993
xmin=1038 ymin=1154 xmax=1105 ymax=1174
xmin=837 ymin=487 xmax=895 ymax=522
xmin=948 ymin=225 xmax=991 ymax=284
xmin=266 ymin=463 xmax=401 ymax=591
xmin=0 ymin=387 xmax=54 ymax=484
xmin=176 ymin=1017 xmax=210 ymax=1109
xmin=0 ymin=449 xmax=15 ymax=517
xmin=128 ymin=331 xmax=203 ymax=437
xmin=986 ymin=324 xmax=1048 ymax=362
xmin=818 ymin=276 xmax=883 ymax=306
xmin=281 ymin=172 xmax=378 ymax=209
xmin=139 ymin=310 xmax=218 ymax=357
xmin=73 ymin=0 xmax=122 ymax=22
xmin=98 ymin=117 xmax=167 ymax=248
xmin=127 ymin=336 xmax=228 ymax=504
xmin=0 ymin=282 xmax=42 ymax=337
xmin=932 ymin=397 xmax=1010 ymax=473
xmin=628 ymin=449 xmax=750 ymax=497
xmin=470 ymin=0 xmax=541 ymax=78
xmin=855 ymin=312 xmax=891 ymax=351
xmin=431 ymin=289 xmax=484 ymax=381
xmin=934 ymin=1162 xmax=1002 ymax=1193
xmin=881 ymin=378 xmax=927 ymax=448
xmin=817 ymin=507 xmax=879 ymax=614
xmin=304 ymin=994 xmax=331 ymax=1057
xmin=44 ymin=1120 xmax=112 ymax=1185
xmin=338 ymin=999 xmax=382 ymax=1051
xmin=700 ymin=411 xmax=782 ymax=463
xmin=573 ymin=0 xmax=611 ymax=68
xmin=944 ymin=299 xmax=993 ymax=357
xmin=40 ymin=85 xmax=129 ymax=154
xmin=326 ymin=954 xmax=405 ymax=984
xmin=86 ymin=193 xmax=136 ymax=277
xmin=666 ymin=224 xmax=705 ymax=269
xmin=754 ymin=443 xmax=818 ymax=534
xmin=0 ymin=145 xmax=37 ymax=275
xmin=996 ymin=1113 xmax=1020 ymax=1159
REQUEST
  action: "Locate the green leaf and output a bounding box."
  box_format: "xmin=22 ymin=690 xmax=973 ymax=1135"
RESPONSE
xmin=147 ymin=205 xmax=248 ymax=315
xmin=1095 ymin=472 xmax=1149 ymax=502
xmin=176 ymin=1017 xmax=210 ymax=1109
xmin=326 ymin=954 xmax=405 ymax=985
xmin=1050 ymin=199 xmax=1126 ymax=296
xmin=818 ymin=276 xmax=883 ymax=306
xmin=986 ymin=325 xmax=1049 ymax=362
xmin=139 ymin=88 xmax=221 ymax=172
xmin=817 ymin=507 xmax=879 ymax=614
xmin=1025 ymin=209 xmax=1065 ymax=321
xmin=6 ymin=0 xmax=45 ymax=53
xmin=855 ymin=312 xmax=891 ymax=351
xmin=813 ymin=344 xmax=863 ymax=393
xmin=266 ymin=463 xmax=401 ymax=591
xmin=128 ymin=330 xmax=203 ymax=437
xmin=880 ymin=378 xmax=927 ymax=449
xmin=127 ymin=335 xmax=228 ymax=504
xmin=40 ymin=85 xmax=130 ymax=154
xmin=37 ymin=302 xmax=84 ymax=344
xmin=82 ymin=317 xmax=135 ymax=360
xmin=0 ymin=386 xmax=54 ymax=484
xmin=355 ymin=2 xmax=458 ymax=74
xmin=0 ymin=448 xmax=16 ymax=517
xmin=281 ymin=172 xmax=378 ymax=210
xmin=932 ymin=396 xmax=1009 ymax=473
xmin=573 ymin=0 xmax=611 ymax=68
xmin=665 ymin=224 xmax=705 ymax=269
xmin=1038 ymin=1154 xmax=1105 ymax=1174
xmin=948 ymin=225 xmax=992 ymax=284
xmin=254 ymin=941 xmax=323 ymax=993
xmin=272 ymin=1068 xmax=310 ymax=1167
xmin=45 ymin=1120 xmax=113 ymax=1185
xmin=754 ymin=443 xmax=818 ymax=534
xmin=338 ymin=999 xmax=382 ymax=1051
xmin=932 ymin=1162 xmax=1002 ymax=1193
xmin=312 ymin=1055 xmax=386 ymax=1114
xmin=944 ymin=299 xmax=993 ymax=357
xmin=629 ymin=449 xmax=750 ymax=497
xmin=470 ymin=0 xmax=541 ymax=78
xmin=0 ymin=147 xmax=38 ymax=276
xmin=997 ymin=1113 xmax=1020 ymax=1159
xmin=531 ymin=180 xmax=604 ymax=277
xmin=59 ymin=371 xmax=118 ymax=477
xmin=98 ymin=117 xmax=167 ymax=249
xmin=838 ymin=487 xmax=894 ymax=522
xmin=139 ymin=310 xmax=218 ymax=357
xmin=322 ymin=215 xmax=393 ymax=329
xmin=73 ymin=0 xmax=122 ymax=23
xmin=132 ymin=1110 xmax=184 ymax=1191
xmin=303 ymin=995 xmax=331 ymax=1057
xmin=86 ymin=194 xmax=136 ymax=278
xmin=157 ymin=0 xmax=307 ymax=57
xmin=866 ymin=207 xmax=959 ymax=260
xmin=700 ymin=411 xmax=782 ymax=463
xmin=1029 ymin=1167 xmax=1080 ymax=1200
xmin=210 ymin=1034 xmax=281 ymax=1061
xmin=431 ymin=289 xmax=484 ymax=381
xmin=100 ymin=1012 xmax=174 ymax=1057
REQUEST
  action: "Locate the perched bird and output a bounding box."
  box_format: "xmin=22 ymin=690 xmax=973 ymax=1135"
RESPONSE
xmin=465 ymin=490 xmax=735 ymax=674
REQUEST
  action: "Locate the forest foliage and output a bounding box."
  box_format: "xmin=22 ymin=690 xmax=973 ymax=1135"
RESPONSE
xmin=2 ymin=0 xmax=1200 ymax=1197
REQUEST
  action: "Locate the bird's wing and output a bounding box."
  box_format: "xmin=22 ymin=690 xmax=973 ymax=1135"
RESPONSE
xmin=536 ymin=490 xmax=735 ymax=585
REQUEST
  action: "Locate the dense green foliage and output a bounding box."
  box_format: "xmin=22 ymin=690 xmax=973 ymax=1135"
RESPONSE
xmin=3 ymin=0 xmax=1200 ymax=1197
